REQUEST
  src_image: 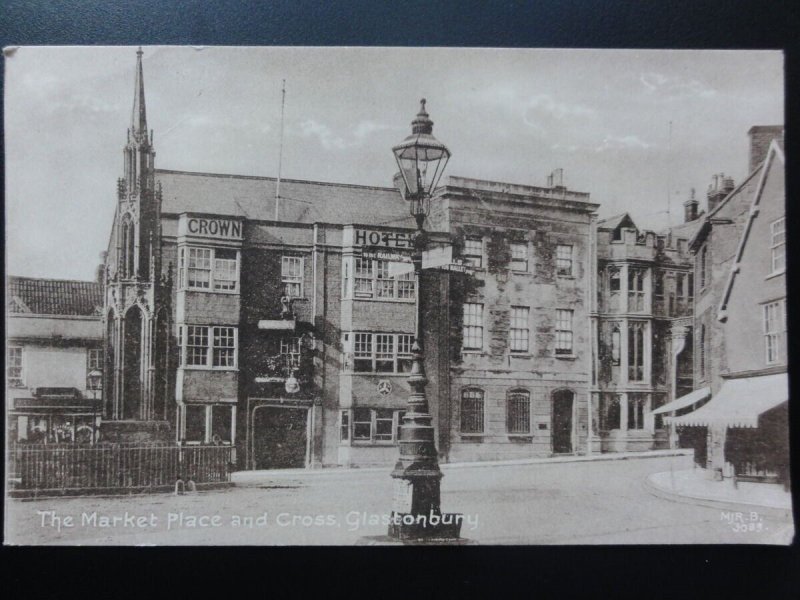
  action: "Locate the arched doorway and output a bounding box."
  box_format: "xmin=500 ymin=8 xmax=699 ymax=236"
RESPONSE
xmin=552 ymin=389 xmax=574 ymax=454
xmin=122 ymin=306 xmax=143 ymax=420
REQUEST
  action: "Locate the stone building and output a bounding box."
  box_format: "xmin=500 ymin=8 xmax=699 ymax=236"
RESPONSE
xmin=427 ymin=174 xmax=599 ymax=462
xmin=591 ymin=207 xmax=699 ymax=453
xmin=96 ymin=49 xmax=604 ymax=468
xmin=669 ymin=128 xmax=787 ymax=485
xmin=6 ymin=277 xmax=104 ymax=443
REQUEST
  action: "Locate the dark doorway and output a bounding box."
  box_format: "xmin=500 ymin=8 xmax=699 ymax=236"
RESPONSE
xmin=253 ymin=407 xmax=308 ymax=469
xmin=122 ymin=307 xmax=142 ymax=420
xmin=552 ymin=390 xmax=574 ymax=454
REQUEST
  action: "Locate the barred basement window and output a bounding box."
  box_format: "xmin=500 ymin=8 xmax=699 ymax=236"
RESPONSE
xmin=509 ymin=306 xmax=530 ymax=353
xmin=462 ymin=303 xmax=484 ymax=350
xmin=507 ymin=390 xmax=531 ymax=434
xmin=463 ymin=237 xmax=483 ymax=268
xmin=460 ymin=389 xmax=485 ymax=433
xmin=510 ymin=243 xmax=528 ymax=272
xmin=771 ymin=217 xmax=786 ymax=274
xmin=556 ymin=244 xmax=573 ymax=276
xmin=282 ymin=256 xmax=304 ymax=298
xmin=555 ymin=309 xmax=573 ymax=355
xmin=7 ymin=345 xmax=23 ymax=387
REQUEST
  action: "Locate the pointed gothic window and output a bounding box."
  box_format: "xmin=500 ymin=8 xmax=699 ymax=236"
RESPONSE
xmin=120 ymin=217 xmax=136 ymax=278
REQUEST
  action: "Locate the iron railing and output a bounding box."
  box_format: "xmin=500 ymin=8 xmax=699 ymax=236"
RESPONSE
xmin=8 ymin=442 xmax=233 ymax=495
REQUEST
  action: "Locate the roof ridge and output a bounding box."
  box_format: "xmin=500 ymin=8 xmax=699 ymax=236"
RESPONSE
xmin=8 ymin=275 xmax=101 ymax=285
xmin=155 ymin=168 xmax=400 ymax=193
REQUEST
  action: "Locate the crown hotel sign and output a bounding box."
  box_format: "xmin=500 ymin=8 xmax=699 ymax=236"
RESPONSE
xmin=178 ymin=215 xmax=244 ymax=241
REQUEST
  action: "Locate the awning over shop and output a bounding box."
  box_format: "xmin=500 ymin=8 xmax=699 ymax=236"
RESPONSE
xmin=667 ymin=373 xmax=788 ymax=428
xmin=652 ymin=387 xmax=711 ymax=415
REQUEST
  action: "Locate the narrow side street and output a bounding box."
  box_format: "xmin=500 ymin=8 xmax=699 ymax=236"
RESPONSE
xmin=5 ymin=455 xmax=794 ymax=545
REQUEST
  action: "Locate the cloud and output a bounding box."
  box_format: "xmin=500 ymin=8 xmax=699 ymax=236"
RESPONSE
xmin=640 ymin=72 xmax=717 ymax=99
xmin=299 ymin=119 xmax=394 ymax=150
xmin=595 ymin=134 xmax=652 ymax=152
xmin=522 ymin=94 xmax=596 ymax=133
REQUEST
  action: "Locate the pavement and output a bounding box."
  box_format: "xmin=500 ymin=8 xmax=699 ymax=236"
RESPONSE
xmin=645 ymin=467 xmax=793 ymax=521
xmin=232 ymin=448 xmax=696 ymax=483
xmin=5 ymin=452 xmax=795 ymax=545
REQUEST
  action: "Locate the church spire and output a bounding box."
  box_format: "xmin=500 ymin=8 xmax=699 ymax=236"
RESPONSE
xmin=131 ymin=47 xmax=148 ymax=143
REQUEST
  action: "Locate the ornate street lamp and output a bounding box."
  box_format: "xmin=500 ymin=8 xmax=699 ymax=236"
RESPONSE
xmin=387 ymin=99 xmax=460 ymax=541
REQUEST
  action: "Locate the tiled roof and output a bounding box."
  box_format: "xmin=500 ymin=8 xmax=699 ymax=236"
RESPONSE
xmin=156 ymin=169 xmax=416 ymax=228
xmin=597 ymin=212 xmax=636 ymax=231
xmin=7 ymin=276 xmax=103 ymax=316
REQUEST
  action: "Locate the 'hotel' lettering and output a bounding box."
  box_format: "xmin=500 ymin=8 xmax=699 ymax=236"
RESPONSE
xmin=187 ymin=218 xmax=242 ymax=239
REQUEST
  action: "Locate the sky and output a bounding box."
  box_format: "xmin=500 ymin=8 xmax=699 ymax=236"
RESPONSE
xmin=5 ymin=46 xmax=784 ymax=281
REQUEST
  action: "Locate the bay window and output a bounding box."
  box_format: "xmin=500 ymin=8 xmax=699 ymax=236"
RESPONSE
xmin=348 ymin=332 xmax=414 ymax=373
xmin=179 ymin=246 xmax=240 ymax=293
xmin=341 ymin=408 xmax=405 ymax=444
xmin=178 ymin=325 xmax=238 ymax=369
xmin=347 ymin=257 xmax=415 ymax=300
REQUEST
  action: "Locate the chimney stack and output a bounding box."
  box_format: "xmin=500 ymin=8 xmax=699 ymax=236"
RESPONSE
xmin=706 ymin=173 xmax=735 ymax=214
xmin=748 ymin=125 xmax=783 ymax=173
xmin=547 ymin=168 xmax=565 ymax=189
xmin=683 ymin=188 xmax=699 ymax=223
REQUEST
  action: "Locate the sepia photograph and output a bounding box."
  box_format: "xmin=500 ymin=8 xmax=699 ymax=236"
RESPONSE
xmin=3 ymin=45 xmax=792 ymax=545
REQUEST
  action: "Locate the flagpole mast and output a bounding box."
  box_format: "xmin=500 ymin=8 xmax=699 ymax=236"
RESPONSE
xmin=275 ymin=79 xmax=286 ymax=221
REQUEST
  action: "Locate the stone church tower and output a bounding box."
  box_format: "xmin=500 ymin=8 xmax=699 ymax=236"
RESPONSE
xmin=101 ymin=49 xmax=173 ymax=441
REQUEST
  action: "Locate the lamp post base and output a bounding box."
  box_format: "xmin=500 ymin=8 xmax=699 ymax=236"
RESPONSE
xmin=387 ymin=511 xmax=464 ymax=541
xmin=357 ymin=533 xmax=477 ymax=546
